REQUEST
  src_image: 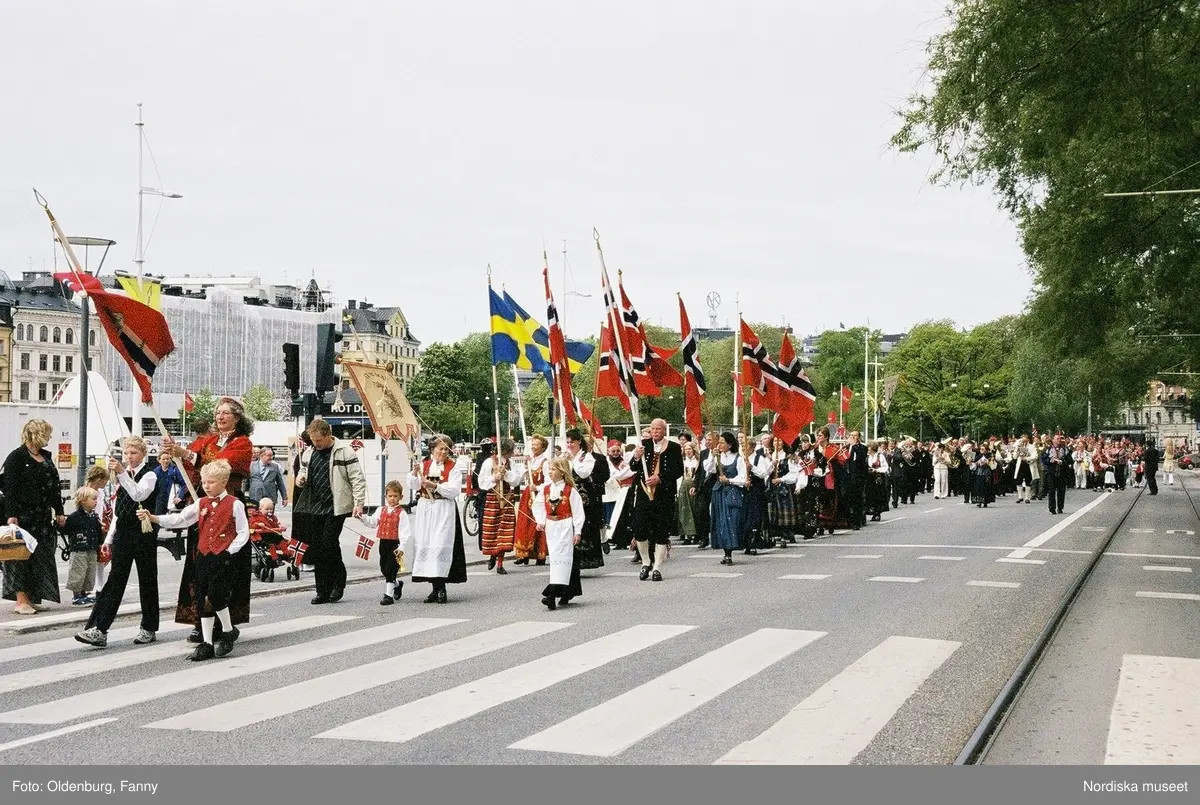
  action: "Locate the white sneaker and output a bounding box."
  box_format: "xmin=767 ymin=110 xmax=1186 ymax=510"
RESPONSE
xmin=133 ymin=629 xmax=156 ymax=644
xmin=74 ymin=627 xmax=107 ymax=647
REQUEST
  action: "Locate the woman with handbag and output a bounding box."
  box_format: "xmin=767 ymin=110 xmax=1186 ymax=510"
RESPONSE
xmin=2 ymin=419 xmax=67 ymax=615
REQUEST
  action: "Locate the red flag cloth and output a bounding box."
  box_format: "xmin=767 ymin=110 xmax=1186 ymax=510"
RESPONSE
xmin=595 ymin=324 xmax=633 ymax=412
xmin=827 ymin=411 xmax=837 ymax=425
xmin=740 ymin=319 xmax=786 ymax=412
xmin=184 ymin=392 xmax=195 ymax=413
xmin=740 ymin=319 xmax=767 ymax=396
xmin=543 ymin=268 xmax=576 ymax=427
xmin=574 ymin=395 xmax=604 ymax=442
xmin=617 ymin=279 xmax=662 ymax=397
xmin=678 ymin=296 xmax=705 ymax=439
xmin=355 ymin=535 xmax=375 ymax=561
xmin=61 ymin=273 xmax=175 ymax=404
xmin=840 ymin=385 xmax=853 ymax=414
xmin=771 ymin=333 xmax=815 ymax=443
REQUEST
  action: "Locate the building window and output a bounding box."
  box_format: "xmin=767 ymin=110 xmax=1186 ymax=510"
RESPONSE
xmin=0 ymin=341 xmax=5 ymax=355
xmin=89 ymin=330 xmax=96 ymax=347
xmin=19 ymin=382 xmax=28 ymax=400
xmin=52 ymin=355 xmax=61 ymax=373
xmin=37 ymin=383 xmax=47 ymax=401
xmin=1169 ymin=410 xmax=1175 ymax=424
xmin=1133 ymin=412 xmax=1140 ymax=425
xmin=52 ymin=327 xmax=61 ymax=343
xmin=66 ymin=328 xmax=74 ymax=345
xmin=65 ymin=356 xmax=73 ymax=373
xmin=16 ymin=324 xmax=23 ymax=340
xmin=38 ymin=355 xmax=47 ymax=372
xmin=20 ymin=353 xmax=29 ymax=371
xmin=1156 ymin=412 xmax=1162 ymax=424
xmin=51 ymin=383 xmax=60 ymax=399
xmin=39 ymin=326 xmax=48 ymax=342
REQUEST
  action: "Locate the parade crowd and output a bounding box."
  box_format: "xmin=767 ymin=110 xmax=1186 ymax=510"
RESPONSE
xmin=0 ymin=399 xmax=1186 ymax=660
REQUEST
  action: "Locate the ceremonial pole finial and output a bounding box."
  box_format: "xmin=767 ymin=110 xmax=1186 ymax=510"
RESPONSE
xmin=592 ymin=228 xmax=600 ymax=242
xmin=487 ymin=263 xmax=492 ymax=284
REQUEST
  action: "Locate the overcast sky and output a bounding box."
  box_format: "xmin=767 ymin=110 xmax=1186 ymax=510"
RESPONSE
xmin=0 ymin=0 xmax=1030 ymax=348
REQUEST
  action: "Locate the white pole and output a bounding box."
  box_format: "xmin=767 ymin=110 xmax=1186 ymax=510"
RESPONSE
xmin=863 ymin=329 xmax=870 ymax=438
xmin=733 ymin=296 xmax=741 ymax=430
xmin=132 ymin=103 xmax=145 ymax=437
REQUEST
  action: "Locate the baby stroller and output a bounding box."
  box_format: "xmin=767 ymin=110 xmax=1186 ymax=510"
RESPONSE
xmin=250 ymin=517 xmax=300 ymax=583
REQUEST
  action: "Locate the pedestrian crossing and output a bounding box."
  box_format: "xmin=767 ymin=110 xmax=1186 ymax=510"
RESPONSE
xmin=0 ymin=613 xmax=1190 ymax=764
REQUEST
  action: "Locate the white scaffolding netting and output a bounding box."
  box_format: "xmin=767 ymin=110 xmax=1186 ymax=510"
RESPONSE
xmin=104 ymin=286 xmax=340 ymax=400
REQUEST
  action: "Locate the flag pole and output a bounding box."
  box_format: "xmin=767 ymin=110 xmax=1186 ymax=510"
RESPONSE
xmin=544 ymin=249 xmax=569 ymax=446
xmin=147 ymin=402 xmax=199 ymax=502
xmin=863 ymin=328 xmax=870 ymax=439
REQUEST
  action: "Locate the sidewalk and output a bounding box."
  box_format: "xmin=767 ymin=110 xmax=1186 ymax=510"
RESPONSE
xmin=1 ymin=506 xmax=490 ymax=635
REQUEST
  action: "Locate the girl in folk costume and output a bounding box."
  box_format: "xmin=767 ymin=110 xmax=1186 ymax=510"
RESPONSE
xmin=160 ymin=398 xmax=255 ymax=645
xmin=676 ymin=440 xmax=700 ymax=544
xmin=1163 ymin=439 xmax=1176 ymax=486
xmin=140 ymin=460 xmax=249 ymax=661
xmin=407 ymin=434 xmax=468 ymax=603
xmin=359 ymin=480 xmax=412 ymax=605
xmin=532 ymin=456 xmax=585 ymax=611
xmin=478 ymin=438 xmax=521 ymax=575
xmin=565 ymin=427 xmax=609 ymax=570
xmin=704 ymin=432 xmax=748 ymax=565
xmin=866 ymin=442 xmax=890 ymax=522
xmin=766 ymin=437 xmax=799 ymax=548
xmin=512 ymin=435 xmax=550 ymax=566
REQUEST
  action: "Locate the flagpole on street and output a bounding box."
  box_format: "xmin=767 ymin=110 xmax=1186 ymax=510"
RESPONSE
xmin=864 ymin=328 xmax=870 ymax=439
xmin=733 ymin=297 xmax=741 ymax=431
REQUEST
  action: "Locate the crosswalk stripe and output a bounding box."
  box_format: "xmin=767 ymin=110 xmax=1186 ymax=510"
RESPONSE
xmin=996 ymin=558 xmax=1046 ymax=565
xmin=0 ymin=623 xmax=192 ymax=666
xmin=316 ymin=624 xmax=694 ymax=744
xmin=778 ymin=574 xmax=831 ymax=581
xmin=967 ymin=581 xmax=1020 ymax=589
xmin=868 ymin=577 xmax=924 ymax=584
xmin=509 ymin=628 xmax=825 ymax=757
xmin=144 ymin=621 xmax=570 ymax=733
xmin=919 ymin=556 xmax=965 ymax=562
xmin=0 ymin=617 xmax=463 ymax=725
xmin=838 ymin=555 xmax=883 ymax=560
xmin=0 ymin=616 xmax=356 ymax=696
xmin=689 ymin=573 xmax=742 ymax=579
xmin=714 ymin=635 xmax=960 ymax=764
xmin=604 ymin=572 xmax=641 ymax=577
xmin=0 ymin=718 xmax=117 ymax=755
xmin=1142 ymin=565 xmax=1193 ymax=573
xmin=1106 ymin=654 xmax=1200 ymax=764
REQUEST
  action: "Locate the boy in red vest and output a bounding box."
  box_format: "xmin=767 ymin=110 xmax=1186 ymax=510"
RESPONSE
xmin=359 ymin=480 xmax=410 ymax=605
xmin=139 ymin=459 xmax=248 ymax=661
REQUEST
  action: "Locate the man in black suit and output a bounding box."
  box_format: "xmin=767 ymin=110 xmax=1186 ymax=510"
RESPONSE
xmin=1142 ymin=440 xmax=1160 ymax=495
xmin=630 ymin=418 xmax=684 ymax=581
xmin=1041 ymin=433 xmax=1071 ymax=514
xmin=847 ymin=431 xmax=869 ymax=529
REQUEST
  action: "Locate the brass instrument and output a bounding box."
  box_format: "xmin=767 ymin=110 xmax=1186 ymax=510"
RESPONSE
xmin=393 ymin=546 xmax=406 ymax=574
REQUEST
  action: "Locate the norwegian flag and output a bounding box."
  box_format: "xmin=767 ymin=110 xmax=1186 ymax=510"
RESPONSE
xmin=355 ymin=535 xmax=376 ymax=561
xmin=618 ymin=277 xmax=682 ymax=393
xmin=599 ymin=265 xmax=644 ymax=406
xmin=543 ymin=267 xmax=576 ymax=427
xmin=840 ymin=385 xmax=854 ymax=414
xmin=286 ymin=539 xmax=309 ymax=564
xmin=573 ymin=394 xmax=604 ymax=442
xmin=771 ymin=332 xmax=816 ymax=443
xmin=595 ymin=323 xmax=635 ymax=411
xmin=678 ymin=295 xmax=706 ymax=438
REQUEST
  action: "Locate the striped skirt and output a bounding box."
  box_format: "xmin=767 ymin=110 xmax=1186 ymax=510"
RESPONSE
xmin=481 ymin=489 xmax=516 ymax=556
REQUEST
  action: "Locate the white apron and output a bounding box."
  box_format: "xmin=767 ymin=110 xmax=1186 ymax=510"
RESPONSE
xmin=545 ymin=517 xmax=575 ymax=586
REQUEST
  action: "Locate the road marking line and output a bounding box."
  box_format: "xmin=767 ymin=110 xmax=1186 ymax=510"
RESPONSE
xmin=0 ymin=623 xmax=192 ymax=666
xmin=0 ymin=618 xmax=462 ymax=725
xmin=510 ymin=629 xmax=825 ymax=757
xmin=1165 ymin=530 xmax=1195 ymax=535
xmin=714 ymin=636 xmax=960 ymax=764
xmin=1135 ymin=591 xmax=1200 ymax=602
xmin=0 ymin=616 xmax=357 ymax=696
xmin=1081 ymin=527 xmax=1106 ymax=532
xmin=1130 ymin=529 xmax=1156 ymax=534
xmin=144 ymin=621 xmax=570 ymax=733
xmin=1143 ymin=566 xmax=1193 ymax=573
xmin=881 ymin=517 xmax=907 ymax=523
xmin=838 ymin=554 xmax=883 ymax=560
xmin=1106 ymin=655 xmax=1200 ymax=764
xmin=1007 ymin=548 xmax=1033 ymax=559
xmin=778 ymin=574 xmax=831 ymax=581
xmin=918 ymin=556 xmax=965 ymax=562
xmin=1105 ymin=552 xmax=1200 ymax=561
xmin=868 ymin=577 xmax=924 ymax=584
xmin=316 ymin=624 xmax=695 ymax=744
xmin=922 ymin=508 xmax=944 ymax=514
xmin=995 ymin=558 xmax=1046 ymax=565
xmin=689 ymin=573 xmax=743 ymax=578
xmin=604 ymin=572 xmax=642 ymax=577
xmin=0 ymin=718 xmax=117 ymax=755
xmin=1002 ymin=492 xmax=1112 ymax=559
xmin=967 ymin=581 xmax=1021 ymax=589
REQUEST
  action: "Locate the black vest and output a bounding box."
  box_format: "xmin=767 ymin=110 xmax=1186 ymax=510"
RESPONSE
xmin=114 ymin=463 xmax=158 ymax=539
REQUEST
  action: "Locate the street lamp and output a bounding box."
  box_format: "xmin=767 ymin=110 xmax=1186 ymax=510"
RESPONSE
xmin=62 ymin=236 xmax=115 ymax=486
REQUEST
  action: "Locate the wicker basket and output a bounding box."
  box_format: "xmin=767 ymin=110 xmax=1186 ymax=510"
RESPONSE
xmin=0 ymin=540 xmax=32 ymax=562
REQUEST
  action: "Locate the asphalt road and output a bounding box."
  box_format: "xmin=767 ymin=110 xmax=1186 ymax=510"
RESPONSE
xmin=1 ymin=478 xmax=1194 ymax=766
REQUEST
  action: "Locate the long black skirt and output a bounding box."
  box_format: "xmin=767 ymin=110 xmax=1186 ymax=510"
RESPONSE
xmin=542 ymin=550 xmax=583 ymax=601
xmin=1 ymin=518 xmax=60 ymax=605
xmin=411 ymin=509 xmax=468 ymax=585
xmin=175 ymin=525 xmax=251 ymax=625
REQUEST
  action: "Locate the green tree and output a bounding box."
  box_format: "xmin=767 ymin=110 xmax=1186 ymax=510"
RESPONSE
xmin=242 ymin=383 xmax=280 ymax=422
xmin=179 ymin=388 xmax=216 ymax=429
xmin=407 ymin=334 xmax=512 ymax=441
xmin=892 ymin=0 xmax=1200 ymax=409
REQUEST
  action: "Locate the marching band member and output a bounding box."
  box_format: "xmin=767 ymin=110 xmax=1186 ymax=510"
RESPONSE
xmin=478 ymin=438 xmax=522 ymax=575
xmin=532 ymin=456 xmax=585 ymax=610
xmin=1013 ymin=436 xmax=1035 ymax=503
xmin=408 ymin=434 xmax=468 ymax=603
xmin=512 ymin=435 xmax=550 ymax=566
xmin=866 ymin=442 xmax=890 ymax=521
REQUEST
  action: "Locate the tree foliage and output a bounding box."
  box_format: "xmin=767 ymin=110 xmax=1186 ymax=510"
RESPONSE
xmin=242 ymin=383 xmax=281 ymax=422
xmin=178 ymin=388 xmax=216 ymax=429
xmin=407 ymin=334 xmax=510 ymax=441
xmin=893 ymin=0 xmax=1200 ymax=406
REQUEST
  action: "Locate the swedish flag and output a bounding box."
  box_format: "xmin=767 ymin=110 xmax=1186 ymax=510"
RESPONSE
xmin=502 ymin=290 xmax=594 ymax=376
xmin=490 ymin=287 xmax=541 ymax=369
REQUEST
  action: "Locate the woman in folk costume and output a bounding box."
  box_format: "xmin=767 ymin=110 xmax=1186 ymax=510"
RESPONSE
xmin=478 ymin=438 xmax=521 ymax=575
xmin=565 ymin=427 xmax=609 ymax=570
xmin=792 ymin=435 xmax=820 ymax=539
xmin=704 ymin=432 xmax=748 ymax=565
xmin=604 ymin=440 xmax=637 ymax=554
xmin=971 ymin=447 xmax=996 ymax=507
xmin=532 ymin=456 xmax=585 ymax=610
xmin=765 ymin=437 xmax=799 ymax=548
xmin=512 ymin=435 xmax=550 ymax=566
xmin=676 ymin=440 xmax=700 ymax=544
xmin=814 ymin=428 xmax=851 ymax=536
xmin=161 ymin=397 xmax=254 ymax=644
xmin=866 ymin=441 xmax=890 ymax=522
xmin=408 ymin=434 xmax=468 ymax=603
xmin=1012 ymin=436 xmax=1035 ymax=503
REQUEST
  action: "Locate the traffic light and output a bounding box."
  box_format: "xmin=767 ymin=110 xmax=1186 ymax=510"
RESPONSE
xmin=315 ymin=323 xmax=342 ymax=394
xmin=282 ymin=343 xmax=300 ymax=397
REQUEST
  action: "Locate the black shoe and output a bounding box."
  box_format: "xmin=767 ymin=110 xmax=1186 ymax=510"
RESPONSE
xmin=328 ymin=587 xmax=344 ymax=603
xmin=187 ymin=629 xmax=202 ymax=644
xmin=651 ymin=570 xmax=662 ymax=581
xmin=214 ymin=635 xmax=234 ymax=658
xmin=487 ymin=556 xmax=497 ymax=571
xmin=424 ymin=590 xmax=438 ymax=603
xmin=514 ymin=558 xmax=529 ymax=565
xmin=380 ymin=595 xmax=395 ymax=606
xmin=630 ymin=555 xmax=641 ymax=564
xmin=436 ymin=589 xmax=447 ymax=604
xmin=190 ymin=642 xmax=215 ymax=662
xmin=496 ymin=566 xmax=507 ymax=575
xmin=542 ymin=596 xmax=556 ymax=611
xmin=311 ymin=594 xmax=330 ymax=605
xmin=639 ymin=566 xmax=650 ymax=581
xmin=559 ymin=597 xmax=571 ymax=606
xmin=602 ymin=542 xmax=610 ymax=554
xmin=535 ymin=559 xmax=546 ymax=566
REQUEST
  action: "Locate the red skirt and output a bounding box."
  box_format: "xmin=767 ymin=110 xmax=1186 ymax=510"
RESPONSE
xmin=481 ymin=489 xmax=516 ymax=556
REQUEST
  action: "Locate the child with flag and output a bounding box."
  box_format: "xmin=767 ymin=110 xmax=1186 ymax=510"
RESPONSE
xmin=358 ymin=480 xmax=411 ymax=605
